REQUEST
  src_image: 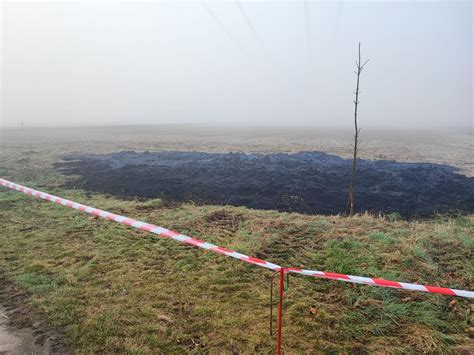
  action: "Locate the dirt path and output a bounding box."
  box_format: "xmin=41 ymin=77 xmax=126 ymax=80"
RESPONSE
xmin=0 ymin=274 xmax=69 ymax=354
xmin=0 ymin=306 xmax=51 ymax=354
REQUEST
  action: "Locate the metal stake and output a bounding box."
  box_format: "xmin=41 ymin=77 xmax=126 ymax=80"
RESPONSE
xmin=277 ymin=268 xmax=284 ymax=355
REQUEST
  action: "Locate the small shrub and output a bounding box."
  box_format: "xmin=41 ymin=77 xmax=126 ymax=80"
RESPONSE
xmin=386 ymin=212 xmax=402 ymax=222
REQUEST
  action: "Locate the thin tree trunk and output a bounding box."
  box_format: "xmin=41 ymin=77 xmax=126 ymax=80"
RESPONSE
xmin=346 ymin=42 xmax=368 ymax=217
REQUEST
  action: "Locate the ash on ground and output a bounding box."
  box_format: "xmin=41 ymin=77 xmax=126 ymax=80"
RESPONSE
xmin=56 ymin=151 xmax=474 ymax=218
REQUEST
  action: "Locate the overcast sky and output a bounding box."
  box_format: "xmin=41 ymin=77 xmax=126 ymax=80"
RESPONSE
xmin=1 ymin=1 xmax=472 ymax=129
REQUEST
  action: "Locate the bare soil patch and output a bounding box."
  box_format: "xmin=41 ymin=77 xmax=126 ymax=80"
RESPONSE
xmin=0 ymin=273 xmax=70 ymax=354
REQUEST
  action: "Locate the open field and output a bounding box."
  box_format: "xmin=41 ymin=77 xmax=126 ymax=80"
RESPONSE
xmin=1 ymin=125 xmax=473 ymax=179
xmin=0 ymin=126 xmax=473 ymax=353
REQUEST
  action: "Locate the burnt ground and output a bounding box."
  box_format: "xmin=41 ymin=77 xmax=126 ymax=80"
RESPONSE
xmin=56 ymin=151 xmax=474 ymax=218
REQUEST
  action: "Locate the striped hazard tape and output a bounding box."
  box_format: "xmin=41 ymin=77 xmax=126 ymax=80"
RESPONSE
xmin=286 ymin=268 xmax=474 ymax=298
xmin=1 ymin=178 xmax=473 ymax=299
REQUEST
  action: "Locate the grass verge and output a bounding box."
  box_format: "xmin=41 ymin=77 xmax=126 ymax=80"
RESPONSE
xmin=0 ymin=185 xmax=473 ymax=353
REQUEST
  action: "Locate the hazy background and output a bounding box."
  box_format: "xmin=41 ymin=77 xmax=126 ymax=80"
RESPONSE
xmin=1 ymin=0 xmax=472 ymax=129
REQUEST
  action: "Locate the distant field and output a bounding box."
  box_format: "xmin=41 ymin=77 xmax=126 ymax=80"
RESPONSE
xmin=0 ymin=126 xmax=473 ymax=353
xmin=1 ymin=125 xmax=473 ymax=180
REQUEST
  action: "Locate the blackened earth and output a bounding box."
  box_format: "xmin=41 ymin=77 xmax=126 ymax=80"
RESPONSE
xmin=56 ymin=151 xmax=474 ymax=217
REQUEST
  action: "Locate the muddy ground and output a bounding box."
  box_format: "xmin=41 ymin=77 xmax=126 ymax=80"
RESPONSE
xmin=57 ymin=150 xmax=474 ymax=217
xmin=0 ymin=274 xmax=69 ymax=354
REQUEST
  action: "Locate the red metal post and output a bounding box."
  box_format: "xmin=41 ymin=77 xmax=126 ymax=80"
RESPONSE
xmin=277 ymin=268 xmax=284 ymax=355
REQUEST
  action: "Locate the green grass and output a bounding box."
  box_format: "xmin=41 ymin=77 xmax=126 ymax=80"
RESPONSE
xmin=0 ymin=184 xmax=473 ymax=353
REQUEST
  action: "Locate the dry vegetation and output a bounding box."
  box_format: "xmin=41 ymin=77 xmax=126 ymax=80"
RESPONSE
xmin=0 ymin=126 xmax=473 ymax=353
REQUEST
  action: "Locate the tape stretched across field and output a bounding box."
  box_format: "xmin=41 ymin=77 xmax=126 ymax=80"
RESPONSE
xmin=1 ymin=178 xmax=473 ymax=299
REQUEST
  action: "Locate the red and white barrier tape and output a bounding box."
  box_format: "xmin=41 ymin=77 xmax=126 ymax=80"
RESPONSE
xmin=1 ymin=178 xmax=473 ymax=299
xmin=286 ymin=268 xmax=473 ymax=298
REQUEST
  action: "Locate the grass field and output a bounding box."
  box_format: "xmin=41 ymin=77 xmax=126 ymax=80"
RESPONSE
xmin=0 ymin=126 xmax=473 ymax=353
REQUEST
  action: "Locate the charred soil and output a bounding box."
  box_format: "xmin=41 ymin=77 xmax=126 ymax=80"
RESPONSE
xmin=56 ymin=151 xmax=474 ymax=218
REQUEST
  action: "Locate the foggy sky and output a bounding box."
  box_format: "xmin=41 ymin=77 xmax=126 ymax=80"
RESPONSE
xmin=1 ymin=1 xmax=472 ymax=129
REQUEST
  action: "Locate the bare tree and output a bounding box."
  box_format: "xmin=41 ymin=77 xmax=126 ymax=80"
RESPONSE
xmin=346 ymin=42 xmax=369 ymax=217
